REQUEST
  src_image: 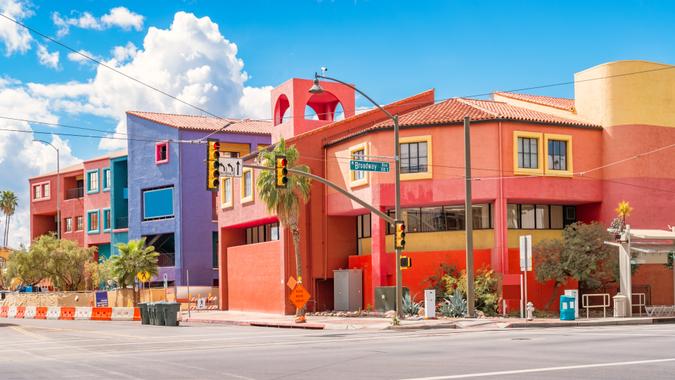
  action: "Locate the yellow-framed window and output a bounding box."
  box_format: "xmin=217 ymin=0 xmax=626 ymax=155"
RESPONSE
xmin=544 ymin=133 xmax=573 ymax=177
xmin=220 ymin=177 xmax=233 ymax=208
xmin=513 ymin=131 xmax=544 ymax=175
xmin=349 ymin=142 xmax=369 ymax=188
xmin=240 ymin=168 xmax=254 ymax=204
xmin=400 ymin=135 xmax=433 ymax=181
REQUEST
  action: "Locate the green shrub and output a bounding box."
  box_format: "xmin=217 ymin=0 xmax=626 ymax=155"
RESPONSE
xmin=442 ymin=267 xmax=499 ymax=316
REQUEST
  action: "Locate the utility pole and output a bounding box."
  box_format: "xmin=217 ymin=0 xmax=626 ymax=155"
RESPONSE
xmin=394 ymin=115 xmax=403 ymax=319
xmin=464 ymin=116 xmax=475 ymax=317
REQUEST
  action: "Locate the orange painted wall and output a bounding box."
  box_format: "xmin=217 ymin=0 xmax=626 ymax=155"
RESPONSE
xmin=632 ymin=264 xmax=674 ymax=306
xmin=226 ymin=240 xmax=286 ymax=314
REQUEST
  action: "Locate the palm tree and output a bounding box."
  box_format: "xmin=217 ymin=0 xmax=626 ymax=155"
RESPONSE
xmin=0 ymin=191 xmax=18 ymax=247
xmin=257 ymin=138 xmax=311 ymax=320
xmin=111 ymin=238 xmax=159 ymax=305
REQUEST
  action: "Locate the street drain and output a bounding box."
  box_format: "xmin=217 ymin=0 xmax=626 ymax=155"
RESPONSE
xmin=511 ymin=337 xmax=532 ymax=341
xmin=318 ymin=334 xmax=349 ymax=338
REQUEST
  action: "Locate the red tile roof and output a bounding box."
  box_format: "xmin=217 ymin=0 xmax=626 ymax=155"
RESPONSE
xmin=326 ymin=97 xmax=599 ymax=146
xmin=494 ymin=92 xmax=575 ymax=111
xmin=126 ymin=111 xmax=273 ymax=135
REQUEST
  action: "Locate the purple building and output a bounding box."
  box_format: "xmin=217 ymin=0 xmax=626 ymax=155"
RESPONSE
xmin=126 ymin=111 xmax=272 ymax=286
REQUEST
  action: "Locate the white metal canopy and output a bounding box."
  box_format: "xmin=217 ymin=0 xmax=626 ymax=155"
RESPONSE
xmin=605 ymin=226 xmax=675 ymax=317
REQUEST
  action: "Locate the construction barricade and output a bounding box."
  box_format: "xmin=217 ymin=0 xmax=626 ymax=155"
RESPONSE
xmin=59 ymin=307 xmax=76 ymax=320
xmin=35 ymin=307 xmax=48 ymax=319
xmin=24 ymin=306 xmax=37 ymax=319
xmin=0 ymin=306 xmax=141 ymax=322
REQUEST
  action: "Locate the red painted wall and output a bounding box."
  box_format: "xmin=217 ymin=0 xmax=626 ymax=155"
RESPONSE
xmin=226 ymin=240 xmax=286 ymax=314
xmin=83 ymin=158 xmax=112 ymax=247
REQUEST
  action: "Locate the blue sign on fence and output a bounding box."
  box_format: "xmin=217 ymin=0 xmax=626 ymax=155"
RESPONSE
xmin=349 ymin=160 xmax=390 ymax=173
xmin=95 ymin=291 xmax=109 ymax=307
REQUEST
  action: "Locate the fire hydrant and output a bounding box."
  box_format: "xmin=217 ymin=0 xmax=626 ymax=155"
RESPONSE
xmin=526 ymin=302 xmax=535 ymax=321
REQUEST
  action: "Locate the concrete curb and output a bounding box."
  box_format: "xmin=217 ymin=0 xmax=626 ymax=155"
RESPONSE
xmin=505 ymin=317 xmax=675 ymax=328
xmin=388 ymin=322 xmax=457 ymax=330
xmin=184 ymin=318 xmax=325 ymax=330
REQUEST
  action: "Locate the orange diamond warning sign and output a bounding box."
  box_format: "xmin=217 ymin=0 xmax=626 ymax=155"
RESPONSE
xmin=289 ymin=284 xmax=311 ymax=309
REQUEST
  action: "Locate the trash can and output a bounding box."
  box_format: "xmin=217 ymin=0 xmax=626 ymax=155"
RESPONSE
xmin=154 ymin=302 xmax=167 ymax=326
xmin=613 ymin=293 xmax=627 ymax=318
xmin=163 ymin=302 xmax=181 ymax=326
xmin=147 ymin=303 xmax=157 ymax=325
xmin=560 ymin=295 xmax=575 ymax=320
xmin=138 ymin=303 xmax=150 ymax=325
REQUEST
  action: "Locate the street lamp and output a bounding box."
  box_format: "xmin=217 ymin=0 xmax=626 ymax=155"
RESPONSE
xmin=309 ymin=73 xmax=404 ymax=318
xmin=33 ymin=139 xmax=60 ymax=239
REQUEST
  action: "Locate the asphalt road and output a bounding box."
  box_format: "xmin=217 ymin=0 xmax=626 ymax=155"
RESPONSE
xmin=2 ymin=319 xmax=675 ymax=379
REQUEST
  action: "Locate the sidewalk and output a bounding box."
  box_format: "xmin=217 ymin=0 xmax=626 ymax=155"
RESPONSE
xmin=182 ymin=310 xmax=456 ymax=330
xmin=182 ymin=310 xmax=675 ymax=331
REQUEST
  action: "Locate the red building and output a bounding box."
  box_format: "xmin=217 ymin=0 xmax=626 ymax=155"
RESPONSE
xmin=29 ymin=150 xmax=127 ymax=260
xmin=217 ymin=60 xmax=674 ymax=314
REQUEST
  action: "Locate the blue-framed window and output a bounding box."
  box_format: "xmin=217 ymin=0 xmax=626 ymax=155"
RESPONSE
xmin=102 ymin=168 xmax=111 ymax=191
xmin=142 ymin=186 xmax=174 ymax=221
xmin=102 ymin=208 xmax=111 ymax=232
xmin=87 ymin=209 xmax=100 ymax=234
xmin=86 ymin=169 xmax=100 ymax=194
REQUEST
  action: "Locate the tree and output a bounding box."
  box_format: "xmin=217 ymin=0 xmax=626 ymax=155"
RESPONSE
xmin=34 ymin=235 xmax=97 ymax=291
xmin=256 ymin=138 xmax=311 ymax=320
xmin=0 ymin=191 xmax=18 ymax=247
xmin=3 ymin=245 xmax=47 ymax=288
xmin=534 ymin=222 xmax=615 ymax=308
xmin=110 ymin=238 xmax=158 ymax=305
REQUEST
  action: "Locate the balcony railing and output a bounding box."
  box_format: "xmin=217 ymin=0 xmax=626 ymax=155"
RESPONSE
xmin=115 ymin=216 xmax=128 ymax=229
xmin=65 ymin=187 xmax=84 ymax=200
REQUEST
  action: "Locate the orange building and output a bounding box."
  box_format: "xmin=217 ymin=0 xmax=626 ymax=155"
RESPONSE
xmin=217 ymin=60 xmax=675 ymax=314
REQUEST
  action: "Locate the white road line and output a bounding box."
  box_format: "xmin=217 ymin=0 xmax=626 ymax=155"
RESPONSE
xmin=402 ymin=357 xmax=675 ymax=380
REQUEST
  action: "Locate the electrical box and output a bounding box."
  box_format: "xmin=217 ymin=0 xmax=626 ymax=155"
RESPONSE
xmin=333 ymin=269 xmax=362 ymax=311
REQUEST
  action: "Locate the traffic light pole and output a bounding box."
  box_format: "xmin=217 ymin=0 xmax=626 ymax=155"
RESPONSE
xmin=394 ymin=115 xmax=403 ymax=319
xmin=464 ymin=116 xmax=476 ymax=318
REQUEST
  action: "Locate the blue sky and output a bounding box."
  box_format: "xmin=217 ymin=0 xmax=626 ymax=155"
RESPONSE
xmin=0 ymin=0 xmax=674 ymax=246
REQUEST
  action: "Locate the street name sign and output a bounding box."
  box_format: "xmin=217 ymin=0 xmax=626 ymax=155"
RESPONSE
xmin=350 ymin=160 xmax=390 ymax=173
xmin=519 ymin=235 xmax=532 ymax=272
xmin=220 ymin=158 xmax=243 ymax=177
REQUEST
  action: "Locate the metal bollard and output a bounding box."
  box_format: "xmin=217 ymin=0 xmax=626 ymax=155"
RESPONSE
xmin=526 ymin=302 xmax=535 ymax=321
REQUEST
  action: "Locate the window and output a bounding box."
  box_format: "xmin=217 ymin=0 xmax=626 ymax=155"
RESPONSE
xmin=142 ymin=186 xmax=174 ymax=221
xmin=399 ymin=136 xmax=433 ymax=180
xmin=86 ymin=169 xmax=99 ymax=194
xmin=401 ymin=141 xmax=428 ymax=174
xmin=386 ymin=204 xmax=492 ymax=234
xmin=545 ymin=134 xmax=573 ymax=176
xmin=103 ymin=168 xmax=111 ymax=191
xmin=64 ymin=217 xmax=72 ymax=232
xmin=220 ymin=177 xmax=233 ymax=208
xmin=103 ymin=209 xmax=111 ymax=232
xmin=517 ymin=137 xmax=539 ymax=169
xmin=349 ymin=143 xmax=368 ymax=187
xmin=32 ymin=182 xmax=51 ymax=200
xmin=34 ymin=184 xmax=42 ymax=199
xmin=43 ymin=183 xmax=50 ymax=198
xmin=245 ymin=222 xmax=280 ymax=244
xmin=506 ymin=204 xmax=576 ymax=229
xmin=241 ymin=168 xmax=253 ymax=203
xmin=87 ymin=210 xmax=100 ymax=234
xmin=212 ymin=231 xmax=219 ymax=269
xmin=356 ymin=213 xmax=372 ymax=255
xmin=76 ymin=216 xmax=83 ymax=231
xmin=155 ymin=141 xmax=169 ymax=164
xmin=144 ymin=233 xmax=175 ymax=267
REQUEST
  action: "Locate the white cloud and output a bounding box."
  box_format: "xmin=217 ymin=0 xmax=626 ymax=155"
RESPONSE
xmin=0 ymin=79 xmax=80 ymax=248
xmin=101 ymin=7 xmax=144 ymax=31
xmin=52 ymin=7 xmax=144 ymax=37
xmin=36 ymin=11 xmax=272 ymax=150
xmin=66 ymin=49 xmax=100 ymax=65
xmin=0 ymin=0 xmax=33 ymax=55
xmin=36 ymin=44 xmax=59 ymax=69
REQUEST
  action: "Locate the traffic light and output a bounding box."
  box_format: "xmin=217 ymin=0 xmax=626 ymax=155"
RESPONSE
xmin=275 ymin=155 xmax=288 ymax=188
xmin=206 ymin=139 xmax=221 ymax=191
xmin=400 ymin=256 xmax=412 ymax=270
xmin=394 ymin=220 xmax=406 ymax=250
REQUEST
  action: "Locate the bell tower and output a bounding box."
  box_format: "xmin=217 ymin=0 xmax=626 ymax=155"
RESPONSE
xmin=270 ymin=78 xmax=356 ymax=142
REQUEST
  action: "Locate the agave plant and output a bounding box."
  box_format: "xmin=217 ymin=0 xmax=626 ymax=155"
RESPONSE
xmin=439 ymin=291 xmax=467 ymax=318
xmin=402 ymin=293 xmax=422 ymax=317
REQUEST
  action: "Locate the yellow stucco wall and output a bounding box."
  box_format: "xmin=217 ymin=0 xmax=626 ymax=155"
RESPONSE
xmin=574 ymin=60 xmax=675 ymax=128
xmin=358 ymin=230 xmax=495 ymax=255
xmin=506 ymin=229 xmax=564 ymax=248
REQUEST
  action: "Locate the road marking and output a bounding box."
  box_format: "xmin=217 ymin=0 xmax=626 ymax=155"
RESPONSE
xmin=402 ymin=357 xmax=675 ymax=380
xmin=8 ymin=326 xmax=48 ymax=340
